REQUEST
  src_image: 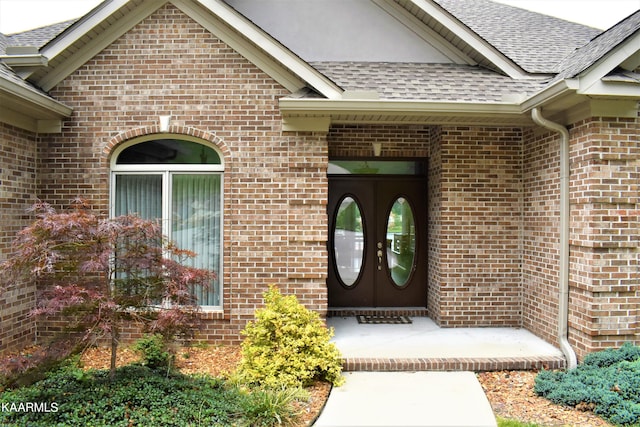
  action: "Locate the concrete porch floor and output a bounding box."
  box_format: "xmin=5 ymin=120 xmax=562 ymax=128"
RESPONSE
xmin=327 ymin=316 xmax=566 ymax=371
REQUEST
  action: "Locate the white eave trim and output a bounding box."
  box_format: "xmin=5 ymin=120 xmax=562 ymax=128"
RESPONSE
xmin=39 ymin=0 xmax=146 ymax=61
xmin=574 ymin=32 xmax=640 ymax=94
xmin=37 ymin=0 xmax=166 ymax=91
xmin=521 ymin=79 xmax=579 ymax=111
xmin=407 ymin=0 xmax=530 ymax=79
xmin=0 ymin=54 xmax=48 ymax=68
xmin=0 ymin=78 xmax=73 ymax=117
xmin=279 ymin=98 xmax=523 ymax=116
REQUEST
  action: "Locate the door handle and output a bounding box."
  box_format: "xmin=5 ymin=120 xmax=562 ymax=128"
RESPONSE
xmin=377 ymin=242 xmax=383 ymax=270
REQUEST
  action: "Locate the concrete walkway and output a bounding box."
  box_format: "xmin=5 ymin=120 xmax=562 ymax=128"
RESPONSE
xmin=314 ymin=371 xmax=497 ymax=427
xmin=312 ymin=316 xmax=565 ymax=426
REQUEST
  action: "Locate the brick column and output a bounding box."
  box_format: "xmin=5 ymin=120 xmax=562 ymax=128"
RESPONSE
xmin=568 ymin=116 xmax=639 ymax=359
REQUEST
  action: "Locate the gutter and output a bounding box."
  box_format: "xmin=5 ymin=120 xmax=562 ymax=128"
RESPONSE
xmin=531 ymin=107 xmax=578 ymax=370
xmin=279 ymin=98 xmax=523 ymax=116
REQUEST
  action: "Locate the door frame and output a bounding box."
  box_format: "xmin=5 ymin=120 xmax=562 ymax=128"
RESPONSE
xmin=327 ymin=158 xmax=428 ymax=308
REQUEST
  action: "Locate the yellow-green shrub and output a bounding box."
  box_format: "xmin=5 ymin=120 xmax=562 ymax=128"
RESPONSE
xmin=236 ymin=286 xmax=344 ymax=388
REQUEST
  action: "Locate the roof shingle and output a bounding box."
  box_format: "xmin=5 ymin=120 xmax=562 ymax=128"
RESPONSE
xmin=433 ymin=0 xmax=602 ymax=73
xmin=310 ymin=62 xmax=547 ymax=102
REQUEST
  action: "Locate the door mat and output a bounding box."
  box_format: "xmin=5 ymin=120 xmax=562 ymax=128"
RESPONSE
xmin=356 ymin=315 xmax=412 ymax=324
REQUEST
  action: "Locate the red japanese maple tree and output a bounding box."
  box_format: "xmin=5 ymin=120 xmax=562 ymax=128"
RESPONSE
xmin=0 ymin=199 xmax=215 ymax=378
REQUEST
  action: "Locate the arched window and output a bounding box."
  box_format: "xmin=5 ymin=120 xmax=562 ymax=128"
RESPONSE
xmin=110 ymin=137 xmax=223 ymax=307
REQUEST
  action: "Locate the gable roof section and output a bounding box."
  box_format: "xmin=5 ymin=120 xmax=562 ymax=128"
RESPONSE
xmin=22 ymin=0 xmax=342 ymax=98
xmin=1 ymin=0 xmax=638 ymax=132
xmin=432 ymin=0 xmax=601 ymax=74
xmin=370 ymin=0 xmax=529 ymax=79
xmin=551 ymin=10 xmax=640 ymax=95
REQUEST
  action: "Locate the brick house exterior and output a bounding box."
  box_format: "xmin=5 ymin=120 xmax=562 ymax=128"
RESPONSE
xmin=1 ymin=0 xmax=638 ymax=364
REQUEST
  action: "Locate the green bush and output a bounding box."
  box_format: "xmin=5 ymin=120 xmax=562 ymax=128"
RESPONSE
xmin=133 ymin=334 xmax=175 ymax=371
xmin=535 ymin=343 xmax=640 ymax=426
xmin=0 ymin=358 xmax=301 ymax=426
xmin=235 ymin=285 xmax=344 ymax=388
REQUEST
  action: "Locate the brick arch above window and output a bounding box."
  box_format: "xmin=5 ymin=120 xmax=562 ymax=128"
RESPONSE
xmin=103 ymin=125 xmax=231 ymax=166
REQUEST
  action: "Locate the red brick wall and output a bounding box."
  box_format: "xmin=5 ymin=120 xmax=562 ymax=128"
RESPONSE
xmin=567 ymin=116 xmax=639 ymax=359
xmin=522 ymin=115 xmax=639 ymax=360
xmin=0 ymin=122 xmax=37 ymax=355
xmin=35 ymin=3 xmax=328 ymax=345
xmin=4 ymin=2 xmax=637 ymax=355
xmin=521 ymin=127 xmax=561 ymax=345
xmin=433 ymin=127 xmax=523 ymax=326
xmin=428 ymin=127 xmax=443 ymax=323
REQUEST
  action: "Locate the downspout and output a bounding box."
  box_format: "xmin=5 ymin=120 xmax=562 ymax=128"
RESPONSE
xmin=531 ymin=108 xmax=578 ymax=369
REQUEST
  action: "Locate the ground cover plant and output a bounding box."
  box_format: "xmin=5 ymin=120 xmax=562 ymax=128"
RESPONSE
xmin=0 ymin=355 xmax=304 ymax=427
xmin=235 ymin=286 xmax=344 ymax=388
xmin=496 ymin=419 xmax=543 ymax=427
xmin=534 ymin=343 xmax=640 ymax=426
xmin=0 ymin=199 xmax=215 ymax=380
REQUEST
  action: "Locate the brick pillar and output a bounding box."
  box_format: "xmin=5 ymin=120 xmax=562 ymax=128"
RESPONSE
xmin=568 ymin=116 xmax=639 ymax=359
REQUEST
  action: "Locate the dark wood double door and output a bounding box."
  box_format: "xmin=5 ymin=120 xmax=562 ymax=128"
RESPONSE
xmin=328 ymin=176 xmax=427 ymax=307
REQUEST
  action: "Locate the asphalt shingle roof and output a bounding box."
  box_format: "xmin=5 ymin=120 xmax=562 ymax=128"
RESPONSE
xmin=433 ymin=0 xmax=602 ymax=73
xmin=1 ymin=19 xmax=77 ymax=53
xmin=310 ymin=62 xmax=547 ymax=102
xmin=552 ymin=10 xmax=640 ymax=82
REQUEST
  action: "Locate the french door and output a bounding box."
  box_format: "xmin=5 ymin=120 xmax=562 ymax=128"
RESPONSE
xmin=327 ymin=176 xmax=427 ymax=307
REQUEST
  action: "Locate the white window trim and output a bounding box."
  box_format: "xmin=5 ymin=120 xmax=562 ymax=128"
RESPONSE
xmin=109 ymin=136 xmax=224 ymax=311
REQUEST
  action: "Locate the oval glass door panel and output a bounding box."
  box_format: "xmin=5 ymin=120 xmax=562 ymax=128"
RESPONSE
xmin=386 ymin=197 xmax=416 ymax=287
xmin=334 ymin=196 xmax=365 ymax=287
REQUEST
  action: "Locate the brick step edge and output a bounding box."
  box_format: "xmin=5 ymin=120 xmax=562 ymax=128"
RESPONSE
xmin=342 ymin=356 xmax=566 ymax=372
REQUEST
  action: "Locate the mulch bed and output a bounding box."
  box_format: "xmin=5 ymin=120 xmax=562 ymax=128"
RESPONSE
xmin=80 ymin=345 xmax=330 ymax=427
xmin=5 ymin=345 xmax=613 ymax=426
xmin=477 ymin=370 xmax=613 ymax=426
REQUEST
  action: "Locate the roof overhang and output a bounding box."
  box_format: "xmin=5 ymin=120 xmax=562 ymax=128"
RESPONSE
xmin=279 ymin=97 xmax=533 ymax=131
xmin=0 ymin=76 xmax=73 ymax=133
xmin=573 ymin=32 xmax=640 ymax=96
xmin=280 ymin=74 xmax=640 ymax=132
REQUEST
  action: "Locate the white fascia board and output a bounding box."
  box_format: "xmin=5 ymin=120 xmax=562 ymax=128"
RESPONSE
xmin=39 ymin=0 xmax=150 ymax=60
xmin=0 ymin=78 xmax=73 ymax=118
xmin=407 ymin=0 xmax=529 ymax=79
xmin=38 ymin=0 xmax=166 ymax=91
xmin=575 ymin=32 xmax=640 ymax=94
xmin=279 ymin=98 xmax=523 ymax=116
xmin=580 ymin=80 xmax=640 ymax=98
xmin=0 ymin=54 xmax=48 ymax=68
xmin=520 ymin=79 xmax=579 ymax=111
xmin=191 ymin=0 xmax=343 ymax=99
